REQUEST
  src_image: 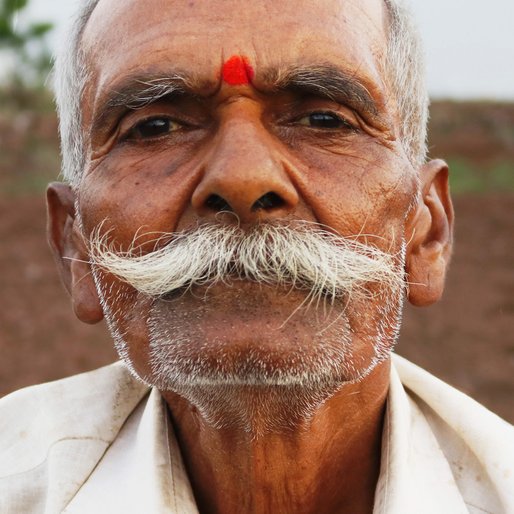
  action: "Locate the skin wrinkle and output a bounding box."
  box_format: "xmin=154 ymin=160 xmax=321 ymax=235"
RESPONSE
xmin=92 ymin=73 xmax=205 ymax=131
xmin=45 ymin=1 xmax=454 ymax=513
xmin=89 ymin=220 xmax=406 ymax=439
xmin=261 ymin=64 xmax=380 ymax=117
xmin=54 ymin=0 xmax=429 ymax=188
xmin=89 ymin=64 xmax=392 ymax=157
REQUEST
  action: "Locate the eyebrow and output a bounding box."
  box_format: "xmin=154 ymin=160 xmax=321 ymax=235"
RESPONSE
xmin=105 ymin=75 xmax=196 ymax=109
xmin=91 ymin=71 xmax=209 ymax=135
xmin=91 ymin=63 xmax=384 ymax=135
xmin=262 ymin=63 xmax=381 ymax=120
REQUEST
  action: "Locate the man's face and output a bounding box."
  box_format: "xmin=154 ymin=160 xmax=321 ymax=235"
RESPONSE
xmin=75 ymin=0 xmax=419 ymax=390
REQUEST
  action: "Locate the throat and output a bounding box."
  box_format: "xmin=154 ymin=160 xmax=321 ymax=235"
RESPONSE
xmin=162 ymin=360 xmax=390 ymax=514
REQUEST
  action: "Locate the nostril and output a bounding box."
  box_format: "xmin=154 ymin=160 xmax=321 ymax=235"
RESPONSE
xmin=252 ymin=192 xmax=286 ymax=212
xmin=205 ymin=194 xmax=233 ymax=212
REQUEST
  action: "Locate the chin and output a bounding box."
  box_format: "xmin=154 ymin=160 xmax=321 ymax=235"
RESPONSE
xmin=143 ymin=293 xmax=401 ymax=434
xmin=141 ymin=281 xmax=403 ymax=390
xmin=100 ymin=278 xmax=403 ymax=432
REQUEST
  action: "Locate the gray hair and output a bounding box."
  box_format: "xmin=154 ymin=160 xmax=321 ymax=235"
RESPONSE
xmin=383 ymin=0 xmax=429 ymax=169
xmin=54 ymin=0 xmax=429 ymax=186
xmin=53 ymin=0 xmax=98 ymax=188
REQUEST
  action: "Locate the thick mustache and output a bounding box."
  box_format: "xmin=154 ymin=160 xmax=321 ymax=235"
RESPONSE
xmin=87 ymin=222 xmax=404 ymax=302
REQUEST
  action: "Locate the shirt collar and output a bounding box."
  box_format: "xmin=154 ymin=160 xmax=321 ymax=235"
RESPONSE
xmin=66 ymin=361 xmax=469 ymax=514
xmin=373 ymin=360 xmax=468 ymax=513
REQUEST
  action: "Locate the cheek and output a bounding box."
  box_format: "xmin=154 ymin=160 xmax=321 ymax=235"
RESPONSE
xmin=290 ymin=141 xmax=417 ymax=247
xmin=78 ymin=146 xmax=203 ymax=247
xmin=97 ymin=271 xmax=156 ymax=379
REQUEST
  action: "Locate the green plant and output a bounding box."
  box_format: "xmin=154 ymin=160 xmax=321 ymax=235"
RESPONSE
xmin=0 ymin=0 xmax=54 ymax=85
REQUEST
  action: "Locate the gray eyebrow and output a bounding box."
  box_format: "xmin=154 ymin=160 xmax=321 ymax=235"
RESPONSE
xmin=90 ymin=63 xmax=384 ymax=136
xmin=262 ymin=64 xmax=380 ymax=119
xmin=91 ymin=72 xmax=205 ymax=135
xmin=106 ymin=75 xmax=191 ymax=110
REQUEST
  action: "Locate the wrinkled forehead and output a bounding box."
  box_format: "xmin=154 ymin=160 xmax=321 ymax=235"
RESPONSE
xmin=81 ymin=0 xmax=389 ymax=104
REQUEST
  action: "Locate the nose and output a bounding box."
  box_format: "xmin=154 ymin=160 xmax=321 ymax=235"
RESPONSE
xmin=191 ymin=117 xmax=299 ymax=223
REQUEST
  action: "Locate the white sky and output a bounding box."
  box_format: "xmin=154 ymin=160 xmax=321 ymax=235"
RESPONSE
xmin=16 ymin=0 xmax=514 ymax=100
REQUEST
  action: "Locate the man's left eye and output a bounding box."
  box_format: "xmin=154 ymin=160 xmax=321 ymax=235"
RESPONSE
xmin=128 ymin=117 xmax=182 ymax=140
xmin=296 ymin=112 xmax=354 ymax=130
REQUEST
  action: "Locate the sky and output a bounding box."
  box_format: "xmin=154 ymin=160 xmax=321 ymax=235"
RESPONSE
xmin=14 ymin=0 xmax=514 ymax=100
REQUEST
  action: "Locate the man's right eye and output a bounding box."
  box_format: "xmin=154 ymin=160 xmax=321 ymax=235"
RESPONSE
xmin=127 ymin=117 xmax=182 ymax=140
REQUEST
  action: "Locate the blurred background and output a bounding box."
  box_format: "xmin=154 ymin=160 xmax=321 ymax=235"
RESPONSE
xmin=1 ymin=0 xmax=513 ymax=422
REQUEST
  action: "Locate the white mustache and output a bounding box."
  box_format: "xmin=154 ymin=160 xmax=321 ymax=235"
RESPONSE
xmin=88 ymin=222 xmax=404 ymax=302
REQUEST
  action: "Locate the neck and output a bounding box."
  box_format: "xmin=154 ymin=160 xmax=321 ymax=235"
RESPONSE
xmin=162 ymin=359 xmax=390 ymax=514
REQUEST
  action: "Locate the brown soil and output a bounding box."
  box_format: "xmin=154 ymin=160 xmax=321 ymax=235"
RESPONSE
xmin=428 ymin=101 xmax=514 ymax=165
xmin=0 ymin=100 xmax=513 ymax=424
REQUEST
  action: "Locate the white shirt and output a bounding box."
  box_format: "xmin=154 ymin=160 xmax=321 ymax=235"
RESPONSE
xmin=0 ymin=355 xmax=513 ymax=514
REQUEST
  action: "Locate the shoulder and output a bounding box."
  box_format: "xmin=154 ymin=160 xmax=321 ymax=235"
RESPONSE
xmin=392 ymin=353 xmax=513 ymax=435
xmin=0 ymin=362 xmax=149 ymax=512
xmin=392 ymin=354 xmax=514 ymax=511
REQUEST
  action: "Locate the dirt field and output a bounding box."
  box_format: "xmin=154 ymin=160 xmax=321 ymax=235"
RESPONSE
xmin=1 ymin=99 xmax=513 ymax=423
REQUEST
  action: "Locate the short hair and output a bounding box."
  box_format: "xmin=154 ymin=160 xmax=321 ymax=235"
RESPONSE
xmin=54 ymin=0 xmax=429 ymax=186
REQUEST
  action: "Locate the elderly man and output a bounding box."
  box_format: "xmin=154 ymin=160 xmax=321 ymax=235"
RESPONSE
xmin=1 ymin=0 xmax=513 ymax=512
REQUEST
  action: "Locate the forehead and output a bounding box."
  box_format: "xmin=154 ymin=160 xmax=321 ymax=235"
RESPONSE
xmin=82 ymin=0 xmax=388 ymax=98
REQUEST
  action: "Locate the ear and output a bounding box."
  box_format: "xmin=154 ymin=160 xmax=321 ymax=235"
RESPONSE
xmin=405 ymin=159 xmax=454 ymax=307
xmin=46 ymin=182 xmax=104 ymax=324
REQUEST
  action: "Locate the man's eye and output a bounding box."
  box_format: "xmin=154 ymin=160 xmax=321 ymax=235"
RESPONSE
xmin=128 ymin=117 xmax=181 ymax=140
xmin=297 ymin=112 xmax=354 ymax=130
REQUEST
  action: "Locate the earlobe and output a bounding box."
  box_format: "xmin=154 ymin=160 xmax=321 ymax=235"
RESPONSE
xmin=69 ymin=256 xmax=105 ymax=324
xmin=405 ymin=160 xmax=454 ymax=307
xmin=46 ymin=182 xmax=104 ymax=324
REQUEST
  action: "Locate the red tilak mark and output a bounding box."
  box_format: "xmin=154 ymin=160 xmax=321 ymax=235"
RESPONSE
xmin=222 ymin=55 xmax=255 ymax=86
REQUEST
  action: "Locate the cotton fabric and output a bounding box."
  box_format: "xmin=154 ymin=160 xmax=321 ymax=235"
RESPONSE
xmin=1 ymin=355 xmax=512 ymax=513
